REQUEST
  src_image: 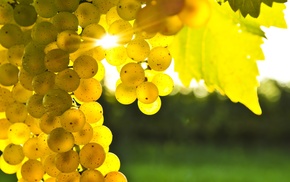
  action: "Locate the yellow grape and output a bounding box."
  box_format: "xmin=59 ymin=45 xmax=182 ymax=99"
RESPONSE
xmin=97 ymin=152 xmax=120 ymax=176
xmin=136 ymin=81 xmax=159 ymax=104
xmin=8 ymin=123 xmax=31 ymax=145
xmin=120 ymin=62 xmax=145 ymax=87
xmin=104 ymin=171 xmax=127 ymax=182
xmin=45 ymin=178 xmax=57 ymax=182
xmin=159 ymin=15 xmax=184 ymax=36
xmin=0 ymin=118 xmax=11 ymax=139
xmin=51 ymin=12 xmax=79 ymax=32
xmin=0 ymin=24 xmax=23 ymax=49
xmin=79 ymin=143 xmax=106 ymax=169
xmin=0 ymin=2 xmax=13 ymax=25
xmin=7 ymin=44 xmax=24 ymax=67
xmin=94 ymin=60 xmax=106 ymax=81
xmin=23 ymin=137 xmax=47 ymax=159
xmin=60 ymin=108 xmax=86 ymax=132
xmin=32 ymin=71 xmax=56 ymax=95
xmin=105 ymin=46 xmax=128 ymax=66
xmin=21 ymin=159 xmax=45 ymax=182
xmin=73 ymin=121 xmax=93 ymax=145
xmin=79 ymin=102 xmax=103 ymax=124
xmin=31 ymin=21 xmax=58 ymax=46
xmin=138 ymin=96 xmax=161 ymax=115
xmin=0 ymin=156 xmax=22 ymax=174
xmin=91 ymin=125 xmax=113 ymax=148
xmin=108 ymin=19 xmax=134 ymax=44
xmin=147 ymin=46 xmax=172 ymax=71
xmin=3 ymin=143 xmax=25 ymax=165
xmin=157 ymin=0 xmax=185 ymax=16
xmin=92 ymin=0 xmax=119 ymax=14
xmin=43 ymin=154 xmax=61 ymax=177
xmin=33 ymin=0 xmax=57 ymax=18
xmin=80 ymin=169 xmax=104 ymax=182
xmin=74 ymin=3 xmax=100 ymax=28
xmin=115 ymin=82 xmax=137 ymax=105
xmin=54 ymin=0 xmax=80 ymax=12
xmin=148 ymin=32 xmax=174 ymax=47
xmin=39 ymin=112 xmax=61 ymax=134
xmin=18 ymin=68 xmax=34 ymax=91
xmin=57 ymin=30 xmax=81 ymax=53
xmin=55 ymin=68 xmax=80 ymax=92
xmin=0 ymin=87 xmax=15 ymax=112
xmin=12 ymin=82 xmax=33 ymax=103
xmin=73 ymin=55 xmax=98 ymax=79
xmin=56 ymin=171 xmax=81 ymax=182
xmin=45 ymin=49 xmax=70 ymax=72
xmin=151 ymin=73 xmax=174 ymax=96
xmin=106 ymin=6 xmax=121 ymax=25
xmin=13 ymin=4 xmax=37 ymax=27
xmin=74 ymin=78 xmax=102 ymax=102
xmin=26 ymin=94 xmax=46 ymax=118
xmin=126 ymin=39 xmax=150 ymax=62
xmin=0 ymin=63 xmax=19 ymax=86
xmin=55 ymin=150 xmax=79 ymax=173
xmin=5 ymin=101 xmax=28 ymax=123
xmin=47 ymin=127 xmax=75 ymax=153
xmin=117 ymin=0 xmax=141 ymax=21
xmin=82 ymin=23 xmax=106 ymax=41
xmin=24 ymin=115 xmax=42 ymax=135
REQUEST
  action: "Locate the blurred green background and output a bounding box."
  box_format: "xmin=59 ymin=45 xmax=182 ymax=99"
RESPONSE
xmin=1 ymin=79 xmax=290 ymax=181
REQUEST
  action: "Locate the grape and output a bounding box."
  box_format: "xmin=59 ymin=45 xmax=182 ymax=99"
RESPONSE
xmin=24 ymin=115 xmax=42 ymax=135
xmin=45 ymin=49 xmax=70 ymax=72
xmin=104 ymin=171 xmax=127 ymax=182
xmin=31 ymin=21 xmax=58 ymax=46
xmin=0 ymin=118 xmax=11 ymax=139
xmin=60 ymin=108 xmax=86 ymax=132
xmin=82 ymin=23 xmax=106 ymax=41
xmin=91 ymin=125 xmax=113 ymax=149
xmin=74 ymin=78 xmax=102 ymax=102
xmin=0 ymin=2 xmax=13 ymax=25
xmin=0 ymin=63 xmax=19 ymax=86
xmin=43 ymin=154 xmax=61 ymax=177
xmin=137 ymin=96 xmax=161 ymax=115
xmin=54 ymin=0 xmax=80 ymax=12
xmin=18 ymin=68 xmax=34 ymax=91
xmin=26 ymin=94 xmax=46 ymax=118
xmin=97 ymin=152 xmax=120 ymax=176
xmin=73 ymin=55 xmax=98 ymax=79
xmin=73 ymin=122 xmax=93 ymax=145
xmin=0 ymin=87 xmax=15 ymax=112
xmin=43 ymin=89 xmax=72 ymax=116
xmin=120 ymin=62 xmax=145 ymax=87
xmin=57 ymin=30 xmax=81 ymax=53
xmin=148 ymin=32 xmax=174 ymax=47
xmin=8 ymin=123 xmax=30 ymax=145
xmin=51 ymin=12 xmax=79 ymax=32
xmin=0 ymin=155 xmax=22 ymax=174
xmin=151 ymin=73 xmax=174 ymax=96
xmin=3 ymin=144 xmax=25 ymax=165
xmin=79 ymin=142 xmax=106 ymax=169
xmin=115 ymin=82 xmax=137 ymax=105
xmin=45 ymin=178 xmax=57 ymax=182
xmin=47 ymin=127 xmax=75 ymax=153
xmin=136 ymin=81 xmax=159 ymax=104
xmin=7 ymin=44 xmax=25 ymax=67
xmin=13 ymin=4 xmax=37 ymax=27
xmin=159 ymin=15 xmax=184 ymax=36
xmin=80 ymin=169 xmax=104 ymax=182
xmin=126 ymin=39 xmax=150 ymax=62
xmin=55 ymin=68 xmax=80 ymax=92
xmin=34 ymin=0 xmax=57 ymax=18
xmin=108 ymin=19 xmax=134 ymax=44
xmin=158 ymin=0 xmax=185 ymax=16
xmin=94 ymin=60 xmax=106 ymax=81
xmin=106 ymin=6 xmax=121 ymax=26
xmin=5 ymin=101 xmax=28 ymax=123
xmin=0 ymin=24 xmax=23 ymax=49
xmin=21 ymin=159 xmax=45 ymax=182
xmin=56 ymin=171 xmax=81 ymax=182
xmin=92 ymin=0 xmax=119 ymax=14
xmin=105 ymin=46 xmax=128 ymax=66
xmin=117 ymin=0 xmax=141 ymax=21
xmin=79 ymin=102 xmax=103 ymax=124
xmin=23 ymin=137 xmax=47 ymax=159
xmin=55 ymin=150 xmax=79 ymax=173
xmin=32 ymin=71 xmax=56 ymax=95
xmin=147 ymin=46 xmax=172 ymax=71
xmin=39 ymin=112 xmax=61 ymax=134
xmin=74 ymin=3 xmax=100 ymax=28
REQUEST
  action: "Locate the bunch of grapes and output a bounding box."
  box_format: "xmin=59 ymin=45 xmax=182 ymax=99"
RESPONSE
xmin=0 ymin=0 xmax=211 ymax=181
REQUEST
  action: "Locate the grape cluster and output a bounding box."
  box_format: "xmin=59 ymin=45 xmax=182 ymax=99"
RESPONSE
xmin=0 ymin=0 xmax=211 ymax=181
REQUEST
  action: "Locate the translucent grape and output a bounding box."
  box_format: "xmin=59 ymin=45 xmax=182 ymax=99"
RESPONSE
xmin=26 ymin=94 xmax=46 ymax=118
xmin=0 ymin=63 xmax=19 ymax=86
xmin=148 ymin=32 xmax=174 ymax=47
xmin=19 ymin=68 xmax=34 ymax=91
xmin=54 ymin=0 xmax=80 ymax=12
xmin=137 ymin=96 xmax=161 ymax=115
xmin=47 ymin=127 xmax=75 ymax=153
xmin=104 ymin=171 xmax=127 ymax=182
xmin=57 ymin=30 xmax=81 ymax=53
xmin=92 ymin=0 xmax=119 ymax=14
xmin=55 ymin=150 xmax=79 ymax=173
xmin=23 ymin=137 xmax=47 ymax=159
xmin=8 ymin=123 xmax=31 ymax=145
xmin=0 ymin=2 xmax=13 ymax=25
xmin=97 ymin=152 xmax=120 ymax=176
xmin=126 ymin=39 xmax=150 ymax=62
xmin=0 ymin=156 xmax=22 ymax=174
xmin=82 ymin=23 xmax=106 ymax=41
xmin=31 ymin=21 xmax=58 ymax=46
xmin=94 ymin=60 xmax=106 ymax=81
xmin=105 ymin=46 xmax=128 ymax=66
xmin=3 ymin=144 xmax=25 ymax=165
xmin=120 ymin=62 xmax=145 ymax=87
xmin=159 ymin=15 xmax=184 ymax=36
xmin=33 ymin=0 xmax=57 ymax=18
xmin=7 ymin=44 xmax=24 ymax=67
xmin=0 ymin=87 xmax=15 ymax=112
xmin=117 ymin=0 xmax=141 ymax=21
xmin=51 ymin=12 xmax=79 ymax=32
xmin=115 ymin=82 xmax=137 ymax=105
xmin=24 ymin=115 xmax=42 ymax=135
xmin=106 ymin=6 xmax=121 ymax=25
xmin=73 ymin=55 xmax=98 ymax=79
xmin=56 ymin=171 xmax=81 ymax=182
xmin=79 ymin=143 xmax=106 ymax=169
xmin=147 ymin=46 xmax=172 ymax=71
xmin=21 ymin=159 xmax=45 ymax=182
xmin=39 ymin=112 xmax=61 ymax=134
xmin=32 ymin=71 xmax=56 ymax=95
xmin=74 ymin=78 xmax=102 ymax=102
xmin=45 ymin=49 xmax=70 ymax=72
xmin=158 ymin=0 xmax=185 ymax=16
xmin=79 ymin=102 xmax=103 ymax=124
xmin=108 ymin=19 xmax=134 ymax=44
xmin=43 ymin=154 xmax=61 ymax=177
xmin=5 ymin=101 xmax=28 ymax=123
xmin=73 ymin=122 xmax=93 ymax=145
xmin=0 ymin=24 xmax=23 ymax=48
xmin=55 ymin=68 xmax=80 ymax=92
xmin=60 ymin=108 xmax=86 ymax=132
xmin=91 ymin=125 xmax=113 ymax=148
xmin=0 ymin=118 xmax=11 ymax=139
xmin=74 ymin=3 xmax=100 ymax=28
xmin=13 ymin=4 xmax=37 ymax=27
xmin=151 ymin=73 xmax=174 ymax=96
xmin=80 ymin=169 xmax=104 ymax=182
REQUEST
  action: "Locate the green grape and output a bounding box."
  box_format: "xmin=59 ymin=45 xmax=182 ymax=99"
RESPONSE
xmin=108 ymin=19 xmax=134 ymax=44
xmin=97 ymin=152 xmax=120 ymax=176
xmin=8 ymin=123 xmax=30 ymax=145
xmin=45 ymin=49 xmax=70 ymax=72
xmin=126 ymin=39 xmax=150 ymax=62
xmin=117 ymin=0 xmax=141 ymax=21
xmin=104 ymin=171 xmax=127 ymax=182
xmin=55 ymin=68 xmax=80 ymax=92
xmin=148 ymin=32 xmax=174 ymax=47
xmin=151 ymin=73 xmax=174 ymax=96
xmin=74 ymin=3 xmax=100 ymax=28
xmin=120 ymin=62 xmax=145 ymax=87
xmin=73 ymin=55 xmax=98 ymax=79
xmin=73 ymin=122 xmax=93 ymax=145
xmin=74 ymin=78 xmax=102 ymax=102
xmin=34 ymin=0 xmax=57 ymax=18
xmin=94 ymin=60 xmax=106 ymax=81
xmin=43 ymin=154 xmax=61 ymax=177
xmin=115 ymin=82 xmax=137 ymax=105
xmin=5 ymin=101 xmax=28 ymax=123
xmin=138 ymin=96 xmax=161 ymax=115
xmin=80 ymin=169 xmax=104 ymax=182
xmin=0 ymin=87 xmax=15 ymax=112
xmin=79 ymin=142 xmax=106 ymax=169
xmin=26 ymin=94 xmax=46 ymax=118
xmin=79 ymin=102 xmax=103 ymax=124
xmin=81 ymin=23 xmax=106 ymax=44
xmin=13 ymin=4 xmax=37 ymax=27
xmin=147 ymin=46 xmax=172 ymax=71
xmin=21 ymin=159 xmax=45 ymax=182
xmin=136 ymin=81 xmax=159 ymax=104
xmin=56 ymin=171 xmax=81 ymax=182
xmin=105 ymin=45 xmax=128 ymax=66
xmin=55 ymin=150 xmax=79 ymax=173
xmin=0 ymin=2 xmax=13 ymax=25
xmin=7 ymin=44 xmax=25 ymax=67
xmin=60 ymin=108 xmax=86 ymax=132
xmin=3 ymin=144 xmax=25 ymax=165
xmin=0 ymin=118 xmax=11 ymax=139
xmin=106 ymin=6 xmax=121 ymax=25
xmin=0 ymin=63 xmax=19 ymax=86
xmin=24 ymin=115 xmax=42 ymax=135
xmin=32 ymin=71 xmax=56 ymax=95
xmin=0 ymin=23 xmax=23 ymax=48
xmin=91 ymin=125 xmax=113 ymax=148
xmin=43 ymin=89 xmax=72 ymax=116
xmin=47 ymin=127 xmax=75 ymax=153
xmin=92 ymin=0 xmax=119 ymax=14
xmin=31 ymin=21 xmax=58 ymax=46
xmin=18 ymin=68 xmax=34 ymax=91
xmin=12 ymin=83 xmax=33 ymax=103
xmin=23 ymin=137 xmax=47 ymax=159
xmin=57 ymin=30 xmax=81 ymax=53
xmin=54 ymin=0 xmax=80 ymax=12
xmin=39 ymin=112 xmax=61 ymax=134
xmin=51 ymin=12 xmax=79 ymax=32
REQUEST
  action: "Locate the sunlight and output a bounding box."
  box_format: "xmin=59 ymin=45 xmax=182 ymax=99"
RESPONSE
xmin=95 ymin=34 xmax=119 ymax=49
